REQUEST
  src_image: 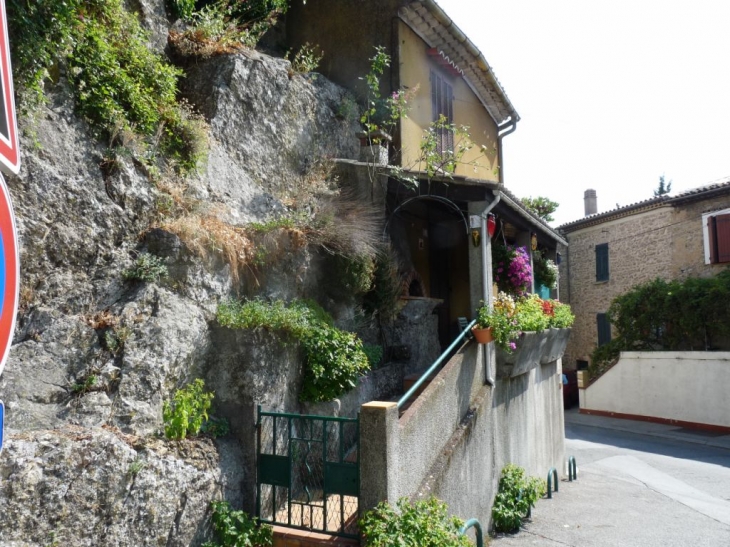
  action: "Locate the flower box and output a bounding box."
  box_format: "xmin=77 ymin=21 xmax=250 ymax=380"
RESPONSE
xmin=540 ymin=328 xmax=571 ymax=364
xmin=496 ymin=328 xmax=571 ymax=378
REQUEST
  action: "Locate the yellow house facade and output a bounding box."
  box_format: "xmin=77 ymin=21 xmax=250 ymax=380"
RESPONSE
xmin=396 ymin=20 xmax=500 ymax=180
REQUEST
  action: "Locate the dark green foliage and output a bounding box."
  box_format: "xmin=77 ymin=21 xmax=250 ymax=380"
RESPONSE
xmin=227 ymin=0 xmax=289 ymax=21
xmin=362 ymin=344 xmax=384 ymax=368
xmin=7 ymin=0 xmax=80 ymax=109
xmin=216 ymin=299 xmax=370 ymax=402
xmin=363 ymin=246 xmax=403 ymax=324
xmin=653 ymin=175 xmax=672 ymax=197
xmin=492 ymin=464 xmax=546 ymax=533
xmin=201 ymin=416 xmax=231 ymax=438
xmin=163 ymin=379 xmax=214 ymax=440
xmin=334 ymin=254 xmax=376 ymax=295
xmin=67 ymin=3 xmax=179 ymax=134
xmin=360 ymin=497 xmax=471 ymax=547
xmin=169 ymin=0 xmax=196 ymax=20
xmin=299 ymin=326 xmax=369 ymax=402
xmin=203 ymin=501 xmax=273 ymax=547
xmin=71 ymin=374 xmax=98 ymax=395
xmin=590 ymin=272 xmax=730 ymax=377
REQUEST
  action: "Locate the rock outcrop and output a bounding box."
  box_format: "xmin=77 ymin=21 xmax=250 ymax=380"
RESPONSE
xmin=0 ymin=4 xmax=366 ymax=542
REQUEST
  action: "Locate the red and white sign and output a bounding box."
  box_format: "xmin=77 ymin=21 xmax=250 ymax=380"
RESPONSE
xmin=0 ymin=0 xmax=19 ymax=175
xmin=0 ymin=173 xmax=17 ymax=377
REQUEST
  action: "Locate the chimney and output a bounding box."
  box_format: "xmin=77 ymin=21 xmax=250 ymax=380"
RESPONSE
xmin=584 ymin=189 xmax=597 ymax=216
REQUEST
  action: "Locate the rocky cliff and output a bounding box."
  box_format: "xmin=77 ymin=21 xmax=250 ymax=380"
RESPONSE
xmin=0 ymin=2 xmax=386 ymax=544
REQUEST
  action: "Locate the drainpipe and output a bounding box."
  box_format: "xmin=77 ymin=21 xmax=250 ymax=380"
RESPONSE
xmin=481 ymin=192 xmax=501 ymax=386
xmin=497 ymin=119 xmax=518 ymax=186
xmin=481 ymin=193 xmax=501 ymax=305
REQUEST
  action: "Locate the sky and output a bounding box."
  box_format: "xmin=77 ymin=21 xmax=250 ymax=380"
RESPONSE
xmin=436 ymin=0 xmax=730 ymax=226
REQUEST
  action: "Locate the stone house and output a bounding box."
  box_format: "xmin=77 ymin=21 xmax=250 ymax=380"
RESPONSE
xmin=288 ymin=0 xmax=567 ymax=348
xmin=557 ymin=180 xmax=730 ymax=371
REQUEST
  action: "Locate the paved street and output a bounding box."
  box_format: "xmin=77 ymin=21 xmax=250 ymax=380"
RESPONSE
xmin=490 ymin=409 xmax=730 ymax=546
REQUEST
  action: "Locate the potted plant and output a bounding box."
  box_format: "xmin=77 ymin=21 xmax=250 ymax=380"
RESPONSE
xmin=473 ymin=293 xmax=521 ymax=350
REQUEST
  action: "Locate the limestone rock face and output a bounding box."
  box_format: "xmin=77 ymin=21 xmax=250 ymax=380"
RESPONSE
xmin=0 ymin=427 xmax=244 ymax=547
xmin=0 ymin=33 xmax=362 ymax=544
xmin=181 ymin=53 xmax=360 ymax=198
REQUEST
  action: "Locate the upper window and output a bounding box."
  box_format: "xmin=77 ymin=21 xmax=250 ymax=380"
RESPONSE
xmin=430 ymin=70 xmax=454 ymax=155
xmin=595 ymin=243 xmax=609 ymax=282
xmin=703 ymin=209 xmax=730 ymax=264
xmin=597 ymin=313 xmax=611 ymax=347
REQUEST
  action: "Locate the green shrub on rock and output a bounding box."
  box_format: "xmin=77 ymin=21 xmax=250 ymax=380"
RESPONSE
xmin=163 ymin=379 xmax=214 ymax=440
xmin=8 ymin=0 xmax=207 ymax=172
xmin=122 ymin=253 xmax=168 ymax=283
xmin=217 ymin=299 xmax=370 ymax=402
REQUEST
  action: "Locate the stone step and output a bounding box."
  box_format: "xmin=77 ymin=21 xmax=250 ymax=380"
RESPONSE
xmin=273 ymin=525 xmax=359 ymax=547
xmin=271 ymin=492 xmax=359 ymax=545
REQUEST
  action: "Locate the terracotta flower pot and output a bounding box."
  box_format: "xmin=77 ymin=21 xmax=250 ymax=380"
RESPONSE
xmin=471 ymin=326 xmax=494 ymax=344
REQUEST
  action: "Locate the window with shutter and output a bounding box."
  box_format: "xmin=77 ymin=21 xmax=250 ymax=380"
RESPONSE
xmin=707 ymin=213 xmax=730 ymax=264
xmin=597 ymin=313 xmax=611 ymax=347
xmin=595 ymin=243 xmax=609 ymax=281
xmin=430 ymin=70 xmax=454 ymax=156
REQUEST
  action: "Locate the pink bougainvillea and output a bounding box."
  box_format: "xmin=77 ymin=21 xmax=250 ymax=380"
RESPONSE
xmin=493 ymin=244 xmax=532 ymax=296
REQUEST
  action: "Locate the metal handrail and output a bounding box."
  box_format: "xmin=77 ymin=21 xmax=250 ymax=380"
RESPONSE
xmin=396 ymin=319 xmax=476 ymax=409
xmin=459 ymin=518 xmax=484 ymax=547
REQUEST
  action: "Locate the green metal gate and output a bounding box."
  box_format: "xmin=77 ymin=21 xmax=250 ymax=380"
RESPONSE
xmin=256 ymin=407 xmax=360 ymax=538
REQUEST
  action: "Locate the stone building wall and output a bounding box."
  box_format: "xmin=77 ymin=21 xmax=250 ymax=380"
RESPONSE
xmin=560 ymin=206 xmax=673 ymax=369
xmin=559 ymin=192 xmax=730 ymax=370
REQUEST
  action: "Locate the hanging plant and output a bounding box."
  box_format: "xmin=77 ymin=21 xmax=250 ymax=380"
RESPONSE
xmin=533 ymin=252 xmax=558 ymax=289
xmin=493 ymin=243 xmax=532 ymax=296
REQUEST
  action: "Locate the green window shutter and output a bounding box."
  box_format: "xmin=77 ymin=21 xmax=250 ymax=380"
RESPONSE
xmin=597 ymin=313 xmax=611 ymax=347
xmin=595 ymin=243 xmax=609 ymax=281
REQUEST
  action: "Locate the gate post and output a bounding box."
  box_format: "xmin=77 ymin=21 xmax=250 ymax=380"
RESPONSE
xmin=360 ymin=402 xmax=400 ymax=513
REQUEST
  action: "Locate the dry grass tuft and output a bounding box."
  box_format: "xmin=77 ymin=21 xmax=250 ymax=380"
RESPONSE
xmin=308 ymin=189 xmax=382 ymax=261
xmin=151 ymin=154 xmax=383 ymax=288
xmin=160 ymin=213 xmax=255 ymax=283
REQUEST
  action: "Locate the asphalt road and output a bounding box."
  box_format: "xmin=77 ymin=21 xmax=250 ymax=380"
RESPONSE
xmin=490 ymin=410 xmax=730 ymax=547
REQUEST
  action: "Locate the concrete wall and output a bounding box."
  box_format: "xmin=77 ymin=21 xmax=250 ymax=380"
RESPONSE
xmin=559 ymin=193 xmax=730 ymax=370
xmin=580 ymin=351 xmax=730 ymax=428
xmin=360 ymin=339 xmax=566 ymax=529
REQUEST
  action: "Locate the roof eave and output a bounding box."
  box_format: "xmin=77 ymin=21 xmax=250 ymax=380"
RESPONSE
xmin=399 ymin=0 xmax=519 ymax=127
